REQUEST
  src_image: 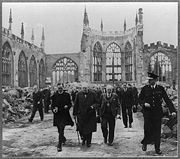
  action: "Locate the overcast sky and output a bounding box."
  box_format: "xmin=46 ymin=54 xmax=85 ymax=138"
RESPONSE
xmin=2 ymin=2 xmax=178 ymax=54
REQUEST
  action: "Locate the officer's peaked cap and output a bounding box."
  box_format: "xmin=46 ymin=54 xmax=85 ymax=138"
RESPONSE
xmin=147 ymin=72 xmax=159 ymax=79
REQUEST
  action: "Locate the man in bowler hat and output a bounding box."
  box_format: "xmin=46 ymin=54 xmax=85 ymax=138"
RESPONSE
xmin=139 ymin=72 xmax=176 ymax=155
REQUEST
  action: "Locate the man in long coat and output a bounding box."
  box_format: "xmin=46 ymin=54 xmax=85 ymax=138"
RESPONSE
xmin=51 ymin=83 xmax=74 ymax=152
xmin=73 ymin=83 xmax=99 ymax=147
xmin=139 ymin=72 xmax=176 ymax=155
xmin=42 ymin=86 xmax=51 ymax=113
xmin=99 ymin=85 xmax=121 ymax=146
xmin=121 ymin=83 xmax=135 ymax=128
xmin=28 ymin=85 xmax=44 ymax=122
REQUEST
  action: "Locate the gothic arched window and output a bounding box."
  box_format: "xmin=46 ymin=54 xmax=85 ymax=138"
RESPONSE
xmin=93 ymin=42 xmax=102 ymax=81
xmin=125 ymin=42 xmax=133 ymax=81
xmin=149 ymin=52 xmax=172 ymax=83
xmin=18 ymin=51 xmax=28 ymax=88
xmin=39 ymin=59 xmax=45 ymax=89
xmin=106 ymin=43 xmax=121 ymax=82
xmin=2 ymin=42 xmax=12 ymax=86
xmin=52 ymin=57 xmax=78 ymax=85
xmin=29 ymin=55 xmax=37 ymax=87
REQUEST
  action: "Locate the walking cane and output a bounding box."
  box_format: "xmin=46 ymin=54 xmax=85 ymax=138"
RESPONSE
xmin=74 ymin=116 xmax=80 ymax=145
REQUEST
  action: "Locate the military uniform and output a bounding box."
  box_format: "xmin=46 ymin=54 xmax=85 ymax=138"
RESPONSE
xmin=139 ymin=74 xmax=176 ymax=153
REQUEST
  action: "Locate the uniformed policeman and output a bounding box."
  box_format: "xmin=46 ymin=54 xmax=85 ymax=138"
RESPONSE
xmin=138 ymin=72 xmax=176 ymax=155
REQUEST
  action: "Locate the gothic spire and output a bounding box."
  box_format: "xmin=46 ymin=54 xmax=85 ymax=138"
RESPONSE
xmin=135 ymin=12 xmax=138 ymax=25
xmin=100 ymin=19 xmax=103 ymax=32
xmin=124 ymin=19 xmax=126 ymax=32
xmin=40 ymin=27 xmax=45 ymax=51
xmin=31 ymin=28 xmax=34 ymax=44
xmin=83 ymin=6 xmax=89 ymax=27
xmin=21 ymin=22 xmax=24 ymax=39
xmin=8 ymin=9 xmax=12 ymax=30
xmin=42 ymin=27 xmax=45 ymax=40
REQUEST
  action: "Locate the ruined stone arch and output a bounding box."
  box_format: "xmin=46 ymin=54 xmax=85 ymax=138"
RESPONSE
xmin=29 ymin=55 xmax=37 ymax=87
xmin=93 ymin=41 xmax=103 ymax=82
xmin=2 ymin=41 xmax=13 ymax=86
xmin=124 ymin=41 xmax=133 ymax=81
xmin=39 ymin=59 xmax=46 ymax=89
xmin=149 ymin=50 xmax=173 ymax=84
xmin=18 ymin=51 xmax=28 ymax=88
xmin=52 ymin=57 xmax=78 ymax=85
xmin=106 ymin=42 xmax=122 ymax=82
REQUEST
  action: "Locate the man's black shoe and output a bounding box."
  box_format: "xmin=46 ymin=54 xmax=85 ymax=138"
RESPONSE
xmin=28 ymin=119 xmax=32 ymax=122
xmin=142 ymin=144 xmax=147 ymax=151
xmin=104 ymin=138 xmax=107 ymax=144
xmin=129 ymin=124 xmax=132 ymax=128
xmin=155 ymin=149 xmax=162 ymax=155
xmin=57 ymin=143 xmax=62 ymax=152
xmin=108 ymin=142 xmax=113 ymax=146
xmin=57 ymin=147 xmax=62 ymax=152
xmin=82 ymin=140 xmax=86 ymax=146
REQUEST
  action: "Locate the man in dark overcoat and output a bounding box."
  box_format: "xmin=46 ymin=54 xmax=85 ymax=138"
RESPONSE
xmin=132 ymin=84 xmax=139 ymax=112
xmin=51 ymin=83 xmax=74 ymax=152
xmin=99 ymin=85 xmax=121 ymax=146
xmin=42 ymin=86 xmax=51 ymax=113
xmin=138 ymin=72 xmax=176 ymax=155
xmin=73 ymin=83 xmax=99 ymax=148
xmin=28 ymin=85 xmax=44 ymax=122
xmin=121 ymin=83 xmax=135 ymax=128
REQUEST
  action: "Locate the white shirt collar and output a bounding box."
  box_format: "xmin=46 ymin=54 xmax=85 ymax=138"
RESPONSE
xmin=152 ymin=84 xmax=157 ymax=88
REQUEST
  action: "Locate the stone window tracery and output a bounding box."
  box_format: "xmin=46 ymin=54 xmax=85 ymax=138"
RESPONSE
xmin=93 ymin=42 xmax=102 ymax=82
xmin=18 ymin=51 xmax=28 ymax=88
xmin=2 ymin=42 xmax=12 ymax=86
xmin=52 ymin=57 xmax=78 ymax=85
xmin=29 ymin=56 xmax=37 ymax=87
xmin=39 ymin=59 xmax=45 ymax=88
xmin=106 ymin=42 xmax=121 ymax=82
xmin=149 ymin=52 xmax=172 ymax=83
xmin=125 ymin=42 xmax=133 ymax=81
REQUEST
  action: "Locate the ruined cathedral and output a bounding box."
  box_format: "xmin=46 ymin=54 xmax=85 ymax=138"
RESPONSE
xmin=2 ymin=8 xmax=177 ymax=88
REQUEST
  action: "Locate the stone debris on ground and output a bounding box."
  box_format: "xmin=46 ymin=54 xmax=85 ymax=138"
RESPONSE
xmin=2 ymin=87 xmax=33 ymax=124
xmin=2 ymin=85 xmax=178 ymax=157
xmin=2 ymin=112 xmax=177 ymax=157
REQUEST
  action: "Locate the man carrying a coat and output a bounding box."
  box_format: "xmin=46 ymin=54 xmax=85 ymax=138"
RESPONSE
xmin=73 ymin=83 xmax=99 ymax=148
xmin=99 ymin=85 xmax=121 ymax=146
xmin=51 ymin=83 xmax=74 ymax=152
xmin=139 ymin=72 xmax=176 ymax=155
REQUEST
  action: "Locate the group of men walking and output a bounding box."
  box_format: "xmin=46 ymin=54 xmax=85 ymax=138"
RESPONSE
xmin=28 ymin=72 xmax=176 ymax=155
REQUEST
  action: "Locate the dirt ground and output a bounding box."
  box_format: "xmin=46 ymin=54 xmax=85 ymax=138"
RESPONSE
xmin=2 ymin=109 xmax=178 ymax=157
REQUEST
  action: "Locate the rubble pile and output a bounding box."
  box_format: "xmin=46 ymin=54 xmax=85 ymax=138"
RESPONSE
xmin=2 ymin=88 xmax=33 ymax=124
xmin=161 ymin=89 xmax=178 ymax=140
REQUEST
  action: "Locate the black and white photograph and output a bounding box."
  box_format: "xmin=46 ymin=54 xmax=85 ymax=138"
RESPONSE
xmin=2 ymin=1 xmax=178 ymax=158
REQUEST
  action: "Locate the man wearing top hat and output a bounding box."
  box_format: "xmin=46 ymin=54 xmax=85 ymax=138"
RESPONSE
xmin=138 ymin=72 xmax=176 ymax=155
